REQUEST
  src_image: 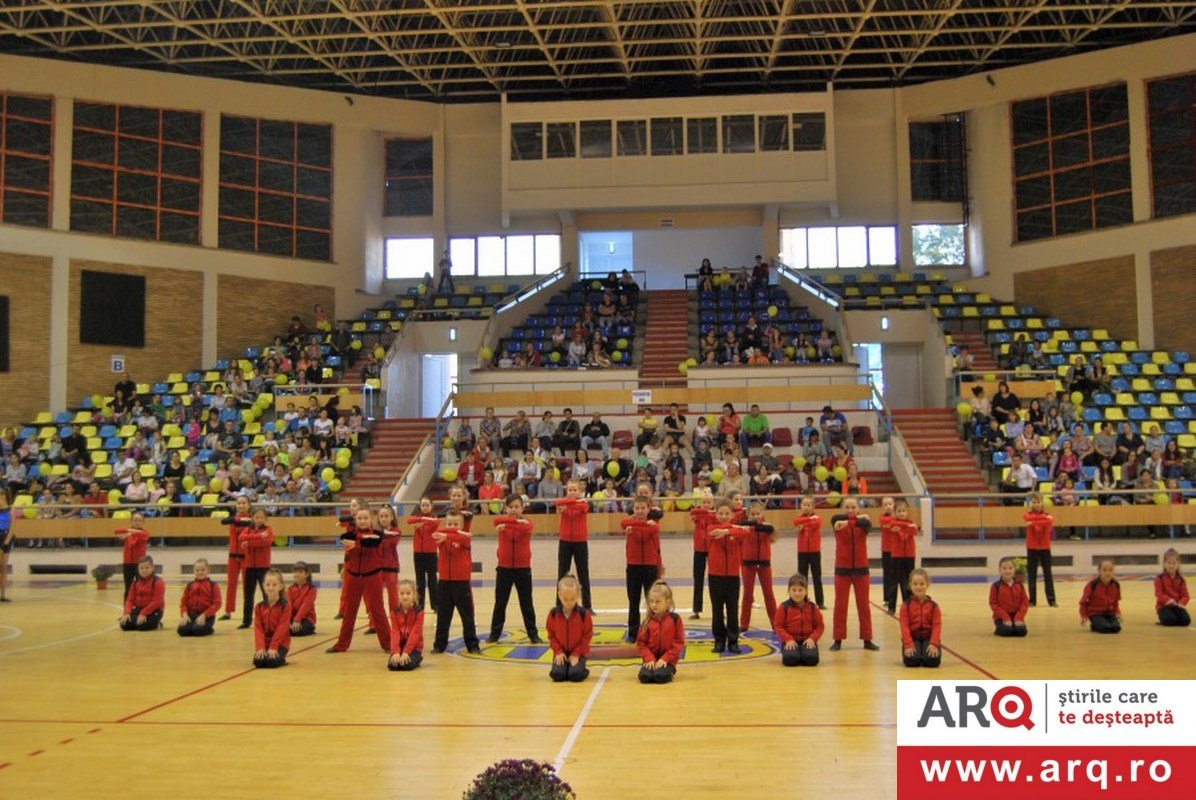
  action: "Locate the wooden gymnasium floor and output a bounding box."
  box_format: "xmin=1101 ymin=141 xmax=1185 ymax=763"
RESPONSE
xmin=0 ymin=540 xmax=1191 ymax=799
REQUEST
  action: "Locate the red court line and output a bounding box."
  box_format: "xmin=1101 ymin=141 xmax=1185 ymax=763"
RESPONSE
xmin=0 ymin=718 xmax=895 ymax=730
xmin=27 ymin=749 xmax=43 ymax=757
xmin=869 ymin=600 xmax=999 ymax=680
xmin=0 ymin=762 xmax=11 ymax=769
xmin=58 ymin=738 xmax=74 ymax=745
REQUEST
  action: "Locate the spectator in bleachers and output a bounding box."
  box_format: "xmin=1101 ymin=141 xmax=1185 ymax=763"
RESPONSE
xmin=751 ymin=255 xmax=770 ymax=288
xmin=435 ymin=256 xmax=455 ymax=295
xmin=501 ymin=411 xmax=531 ymax=457
xmin=698 ymin=258 xmax=715 ymax=292
xmin=716 ymin=461 xmax=749 ymax=498
xmin=999 ymin=453 xmax=1038 ymax=505
xmin=479 ymin=407 xmax=502 ymax=449
xmin=1162 ymin=440 xmax=1185 ymax=480
xmin=1144 ymin=424 xmax=1167 ymax=457
xmin=553 ymin=408 xmax=581 ymax=455
xmin=458 ymin=450 xmax=484 ymax=497
xmin=990 ymin=382 xmax=1021 ymax=425
xmin=1042 ymin=404 xmax=1066 ymax=437
xmin=59 ymin=424 xmax=86 ymax=469
xmin=114 ymin=371 xmax=136 ymax=405
xmin=819 ymin=405 xmax=851 ymax=455
xmin=618 ymin=269 xmax=639 ymax=303
xmin=533 ymin=411 xmax=556 ymax=452
xmin=603 ymin=448 xmax=634 ymax=495
xmin=516 ymin=451 xmax=541 ymax=498
xmin=741 ymin=316 xmax=763 ymax=353
xmin=453 ymin=418 xmax=476 ymax=460
xmin=588 ymin=342 xmax=612 ymax=368
xmin=636 ymin=407 xmax=659 ymax=451
xmin=816 ymin=330 xmax=834 ymax=362
xmin=751 ymin=463 xmax=780 ymax=507
xmin=716 ymin=404 xmax=741 ymax=449
xmin=521 ymin=342 xmax=542 ymax=368
xmin=572 ymin=449 xmax=596 ymax=493
xmin=1054 ymin=441 xmax=1081 ymax=482
xmin=580 ymin=413 xmax=610 ymax=458
xmin=567 ymin=333 xmax=588 ymax=368
xmin=1115 ymin=422 xmax=1145 ymax=467
xmin=740 ymin=404 xmax=771 ymax=453
xmin=720 ymin=330 xmax=741 ymax=364
xmin=699 ymin=329 xmax=719 ymax=362
xmin=955 ymin=345 xmax=975 ymax=374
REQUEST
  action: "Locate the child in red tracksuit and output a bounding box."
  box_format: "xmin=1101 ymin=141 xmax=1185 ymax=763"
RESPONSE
xmin=900 ymin=568 xmax=941 ymax=668
xmin=237 ymin=508 xmax=274 ymax=629
xmin=253 ymin=568 xmax=291 ymax=669
xmin=218 ymin=496 xmax=253 ymax=621
xmin=546 ymin=574 xmax=592 ymax=683
xmin=794 ymin=495 xmax=825 ymax=609
xmin=489 ymin=495 xmax=540 ymax=644
xmin=879 ymin=496 xmax=897 ymax=614
xmin=830 ymin=496 xmax=877 ymax=652
xmin=177 ymin=557 xmax=221 ymax=637
xmin=287 ymin=561 xmax=318 ymax=637
xmin=637 ymin=581 xmax=684 ymax=684
xmin=328 ymin=508 xmax=392 ymax=653
xmin=740 ymin=501 xmax=778 ymax=632
xmin=990 ymin=557 xmax=1029 ymax=637
xmin=1023 ymin=493 xmax=1057 ymax=607
xmin=556 ymin=481 xmax=592 ymax=609
xmin=1155 ymin=548 xmax=1190 ymax=627
xmin=890 ymin=499 xmax=920 ymax=605
xmin=407 ymin=497 xmax=441 ymax=611
xmin=689 ymin=491 xmax=716 ymax=619
xmin=619 ymin=497 xmax=663 ymax=643
xmin=1080 ymin=560 xmax=1122 ymax=634
xmin=387 ymin=578 xmax=425 ymax=671
xmin=707 ymin=498 xmax=750 ymax=653
xmin=773 ymin=574 xmax=823 ymax=667
xmin=377 ymin=504 xmax=402 ymax=615
xmin=334 ymin=498 xmax=363 ymax=621
xmin=119 ymin=555 xmax=165 ymax=631
xmin=113 ymin=511 xmax=150 ymax=600
xmin=432 ymin=510 xmax=480 ymax=654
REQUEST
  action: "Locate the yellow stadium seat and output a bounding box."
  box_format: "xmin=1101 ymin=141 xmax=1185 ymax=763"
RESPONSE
xmin=976 ymin=293 xmax=991 ymax=303
xmin=1120 ymin=340 xmax=1138 ymax=351
xmin=1140 ymin=363 xmax=1161 ymax=376
xmin=1079 ymin=341 xmax=1097 ymax=353
xmin=1177 ymin=378 xmax=1195 ymax=391
xmin=351 ymin=322 xmax=367 ymax=332
xmin=1190 ymin=421 xmax=1196 ymax=433
xmin=81 ymin=425 xmax=96 ymax=437
xmin=135 ymin=383 xmax=149 ymax=394
xmin=243 ymin=422 xmax=261 ymax=435
xmin=1052 ymin=330 xmax=1070 ymax=340
xmin=251 ymin=435 xmax=265 ymax=447
xmin=33 ymin=411 xmax=52 ymax=424
xmin=1150 ymin=407 xmax=1171 ymax=420
xmin=1115 ymin=392 xmax=1135 ymax=405
xmin=1042 ymin=342 xmax=1059 ymax=354
xmin=467 ymin=296 xmax=483 ymax=306
xmin=987 ymin=320 xmax=1005 ymax=331
xmin=962 ymin=307 xmax=979 ymax=317
xmin=237 ymin=359 xmax=253 ymax=372
xmin=366 ymin=378 xmax=381 ymax=390
xmin=1026 ymin=318 xmax=1043 ymax=329
xmin=86 ymin=437 xmax=102 ymax=450
xmin=112 ymin=510 xmax=132 ymax=520
xmin=1186 ymin=363 xmax=1196 ymax=375
xmin=203 ymin=371 xmax=220 ymax=382
xmin=178 ymin=449 xmax=191 ymax=462
xmin=49 ymin=463 xmax=69 ymax=477
xmin=168 ymin=436 xmax=185 ymax=449
xmin=844 ymin=287 xmax=860 ymax=297
xmin=171 ymin=382 xmax=187 ymax=394
xmin=399 ymin=298 xmax=416 ymax=309
xmin=1105 ymin=352 xmax=1128 ymax=365
xmin=161 ymin=424 xmax=180 ymax=437
xmin=389 ymin=321 xmax=402 ymax=331
xmin=1000 ymin=344 xmax=1012 ymax=355
xmin=930 ymin=272 xmax=945 ymax=281
xmin=1053 ymin=379 xmax=1065 ymax=393
xmin=166 ymin=372 xmax=183 ymax=383
xmin=376 ymin=310 xmax=391 ymax=320
xmin=487 ymin=283 xmax=507 ymax=293
xmin=931 ymin=308 xmax=943 ymax=318
xmin=94 ymin=464 xmax=112 ymax=479
xmin=1160 ymin=392 xmax=1181 ymax=405
xmin=1112 ymin=466 xmax=1122 ymax=482
xmin=864 ymin=297 xmax=882 ymax=307
xmin=937 ymin=295 xmax=953 ymax=304
xmin=1105 ymin=408 xmax=1125 ymax=421
xmin=914 ymin=285 xmax=931 ymax=295
xmin=118 ymin=425 xmax=135 ymax=438
xmin=880 ymin=286 xmax=896 ymax=296
xmin=901 ymin=296 xmax=919 ymax=306
xmin=860 ymin=273 xmax=877 ymax=284
xmin=1105 ymin=364 xmax=1119 ymax=376
xmin=139 ymin=464 xmax=156 ymax=477
xmin=181 ymin=395 xmax=193 ymax=406
xmin=38 ymin=426 xmax=54 ymax=439
xmin=1131 ymin=379 xmax=1152 ymax=392
xmin=1178 ymin=434 xmax=1196 ymax=449
xmin=433 ymin=298 xmax=449 ymax=308
xmin=999 ymin=305 xmax=1016 ymax=316
xmin=1091 ymin=329 xmax=1109 ymax=341
xmin=199 ymin=492 xmax=220 ymax=508
xmin=895 ymin=272 xmax=911 ymax=282
xmin=1152 ymin=351 xmax=1170 ymax=364
xmin=72 ymin=410 xmax=90 ymax=423
xmin=90 ymin=451 xmax=107 ymax=465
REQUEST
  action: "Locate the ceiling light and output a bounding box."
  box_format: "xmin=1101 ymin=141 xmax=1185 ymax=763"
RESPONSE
xmin=808 ymin=28 xmax=827 ymax=37
xmin=494 ymin=41 xmax=512 ymax=49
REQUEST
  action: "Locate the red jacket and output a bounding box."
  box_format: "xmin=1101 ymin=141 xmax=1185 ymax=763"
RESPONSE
xmin=341 ymin=525 xmax=383 ymax=575
xmin=287 ymin=583 xmax=318 ymax=625
xmin=690 ymin=507 xmax=716 ymax=553
xmin=179 ymin=577 xmax=222 ymax=617
xmin=989 ymin=579 xmax=1028 ymax=623
xmin=115 ymin=527 xmax=149 ymax=564
xmin=254 ymin=598 xmax=292 ymax=651
xmin=380 ymin=526 xmax=402 ymax=571
xmin=556 ymin=498 xmax=590 ymax=543
xmin=222 ymin=515 xmax=253 ymax=556
xmin=636 ymin=611 xmax=685 ymax=665
xmin=900 ymin=595 xmax=942 ymax=648
xmin=238 ymin=524 xmax=274 ymax=569
xmin=772 ymin=599 xmax=824 ymax=644
xmin=495 ymin=515 xmax=534 ymax=569
xmin=740 ymin=520 xmax=774 ymax=564
xmin=794 ymin=514 xmax=822 ymax=554
xmin=407 ymin=515 xmax=440 ymax=554
xmin=707 ymin=524 xmax=749 ymax=576
xmin=389 ymin=606 xmax=425 ymax=655
xmin=436 ymin=529 xmax=473 ymax=581
xmin=124 ymin=574 xmax=165 ymax=615
xmin=879 ymin=513 xmax=896 ymax=555
xmin=619 ymin=517 xmax=662 ymax=568
xmin=1154 ymin=572 xmax=1189 ymax=612
xmin=1080 ymin=578 xmax=1121 ymax=620
xmin=889 ymin=519 xmax=919 ymax=559
xmin=546 ymin=605 xmax=593 ymax=658
xmin=831 ymin=514 xmax=872 ymax=575
xmin=1024 ymin=512 xmax=1054 ymax=550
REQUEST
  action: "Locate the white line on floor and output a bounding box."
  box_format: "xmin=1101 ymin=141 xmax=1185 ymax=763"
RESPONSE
xmin=0 ymin=625 xmax=21 ymax=643
xmin=0 ymin=624 xmax=117 ymax=656
xmin=553 ymin=665 xmax=611 ymax=774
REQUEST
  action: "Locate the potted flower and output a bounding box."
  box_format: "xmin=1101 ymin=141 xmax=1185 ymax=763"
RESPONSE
xmin=91 ymin=565 xmax=115 ymax=590
xmin=1012 ymin=556 xmax=1028 ymax=584
xmin=463 ymin=759 xmax=575 ymax=800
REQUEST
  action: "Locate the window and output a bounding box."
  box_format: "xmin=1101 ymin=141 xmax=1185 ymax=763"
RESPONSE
xmin=385 ymin=138 xmax=433 ymax=217
xmin=780 ymin=225 xmax=899 ymax=269
xmin=510 ymin=122 xmax=542 ymax=160
xmin=449 ymin=237 xmax=475 ymax=277
xmin=218 ymin=114 xmax=332 ymax=260
xmin=650 ymin=117 xmax=683 ymax=156
xmin=722 ymin=115 xmax=755 ymax=153
xmin=545 ymin=122 xmax=575 ymax=159
xmin=535 ymin=234 xmax=561 ymax=274
xmin=385 ymin=237 xmax=434 ymax=279
xmin=912 ymin=223 xmax=965 ymax=266
xmin=1011 ymin=83 xmax=1131 ymax=242
xmin=758 ymin=115 xmax=789 ymax=152
xmin=792 ymin=113 xmax=826 ymax=151
xmin=687 ymin=117 xmax=717 ymax=154
xmin=617 ymin=120 xmax=646 ymax=156
xmin=449 ymin=234 xmax=561 ymax=276
xmin=580 ymin=120 xmax=611 ymax=158
xmin=0 ymin=92 xmax=52 ymax=228
xmin=1146 ymin=71 xmax=1196 ymax=219
xmin=70 ymin=101 xmax=201 ymax=243
xmin=477 ymin=235 xmax=505 ymax=276
xmin=910 ymin=116 xmax=965 ymax=202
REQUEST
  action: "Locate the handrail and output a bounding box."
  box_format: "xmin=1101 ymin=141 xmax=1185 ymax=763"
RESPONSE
xmin=495 ymin=263 xmax=570 ymax=315
xmin=776 ymin=263 xmax=842 ymax=310
xmin=389 ymin=432 xmax=434 ymax=502
xmin=431 ymin=384 xmax=459 ymax=474
xmin=579 ymin=267 xmax=647 ymax=291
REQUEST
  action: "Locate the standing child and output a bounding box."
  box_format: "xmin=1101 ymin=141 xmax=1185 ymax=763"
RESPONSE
xmin=333 ymin=497 xmax=363 ymax=620
xmin=878 ymin=496 xmax=897 ymax=613
xmin=707 ymin=498 xmax=750 ymax=653
xmin=377 ymin=505 xmax=402 ymax=615
xmin=773 ymin=574 xmax=823 ymax=667
xmin=237 ymin=508 xmax=274 ymax=629
xmin=546 ymin=574 xmax=593 ymax=683
xmin=387 ymin=578 xmax=425 ymax=671
xmin=1079 ymin=560 xmax=1122 ymax=634
xmin=113 ymin=511 xmax=150 ymax=599
xmin=0 ymin=491 xmax=12 ymax=602
xmin=252 ymin=568 xmax=291 ymax=668
xmin=899 ymin=568 xmax=941 ymax=668
xmin=793 ymin=495 xmax=825 ymax=609
xmin=555 ymin=481 xmax=592 ymax=609
xmin=890 ymin=500 xmax=920 ymax=605
xmin=989 ymin=556 xmax=1029 ymax=637
xmin=688 ymin=490 xmax=716 ymax=619
xmin=406 ymin=497 xmax=440 ymax=611
xmin=431 ymin=510 xmax=480 ymax=654
xmin=328 ymin=508 xmax=391 ymax=653
xmin=489 ymin=495 xmax=540 ymax=643
xmin=1024 ymin=493 xmax=1057 ymax=607
xmin=830 ymin=496 xmax=877 ymax=651
xmin=118 ymin=556 xmax=165 ymax=631
xmin=218 ymin=496 xmax=253 ymax=621
xmin=1155 ymin=548 xmax=1190 ymax=627
xmin=287 ymin=561 xmax=318 ymax=636
xmin=177 ymin=558 xmax=221 ymax=637
xmin=636 ymin=581 xmax=684 ymax=684
xmin=739 ymin=501 xmax=778 ymax=632
xmin=619 ymin=497 xmax=663 ymax=643
xmin=449 ymin=485 xmax=475 ymax=532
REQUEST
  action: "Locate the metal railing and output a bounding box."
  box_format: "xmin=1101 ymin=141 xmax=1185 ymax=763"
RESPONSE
xmin=579 ymin=267 xmax=648 ymax=291
xmin=431 ymin=383 xmax=459 ymax=475
xmin=389 ymin=432 xmax=434 ymax=503
xmin=776 ymin=263 xmax=843 ymax=310
xmin=272 ymin=381 xmax=381 ymax=420
xmin=495 ymin=264 xmax=571 ymax=315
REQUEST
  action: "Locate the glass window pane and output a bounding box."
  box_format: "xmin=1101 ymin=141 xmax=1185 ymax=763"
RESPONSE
xmin=535 ymin=234 xmax=561 ymax=274
xmin=510 ymin=123 xmax=543 ymax=160
xmin=687 ymin=117 xmax=717 ymax=154
xmin=650 ymin=117 xmax=683 ymax=156
xmin=580 ymin=120 xmax=611 ymax=158
xmin=722 ymin=115 xmax=755 ymax=153
xmin=807 ymin=228 xmax=837 ymax=269
xmin=867 ymin=227 xmax=897 ymax=266
xmin=836 ymin=227 xmax=867 ymax=268
xmin=912 ymin=224 xmax=965 ymax=266
xmin=616 ymin=120 xmax=646 ymax=156
xmin=780 ymin=228 xmax=807 ymax=268
xmin=506 ymin=235 xmax=535 ymax=275
xmin=477 ymin=236 xmax=506 ymax=277
xmin=545 ymin=122 xmax=575 ymax=159
xmin=449 ymin=238 xmax=475 ymax=276
xmin=792 ymin=113 xmax=826 ymax=151
xmin=385 ymin=237 xmax=434 ymax=279
xmin=758 ymin=115 xmax=789 ymax=151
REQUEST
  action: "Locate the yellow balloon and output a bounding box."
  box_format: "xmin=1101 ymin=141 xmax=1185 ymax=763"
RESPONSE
xmin=1070 ymin=391 xmax=1084 ymax=405
xmin=328 ymin=478 xmax=342 ymax=493
xmin=826 ymin=491 xmax=842 ymax=507
xmin=956 ymin=402 xmax=973 ymax=417
xmin=710 ymin=468 xmax=725 ymax=484
xmin=814 ymin=466 xmax=829 ymax=482
xmin=767 ymin=305 xmax=778 ymax=317
xmin=479 ymin=347 xmax=493 ymax=361
xmin=792 ymin=455 xmax=807 ymax=469
xmin=350 ymin=339 xmax=362 ymax=350
xmin=678 ymin=362 xmax=689 ymax=375
xmin=606 ymin=461 xmax=620 ymax=477
xmin=833 ymin=466 xmax=848 ymax=483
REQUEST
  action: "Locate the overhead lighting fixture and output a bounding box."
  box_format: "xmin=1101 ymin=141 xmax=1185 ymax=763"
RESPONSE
xmin=494 ymin=40 xmax=512 ymax=49
xmin=808 ymin=28 xmax=828 ymax=37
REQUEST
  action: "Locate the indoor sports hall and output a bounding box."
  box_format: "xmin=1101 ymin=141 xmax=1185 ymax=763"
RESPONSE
xmin=0 ymin=4 xmax=1194 ymax=799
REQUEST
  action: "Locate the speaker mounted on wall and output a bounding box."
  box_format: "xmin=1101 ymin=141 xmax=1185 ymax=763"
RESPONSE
xmin=79 ymin=270 xmax=146 ymax=348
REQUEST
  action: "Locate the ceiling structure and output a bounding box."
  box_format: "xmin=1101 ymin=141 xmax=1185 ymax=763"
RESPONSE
xmin=1 ymin=0 xmax=1194 ymax=101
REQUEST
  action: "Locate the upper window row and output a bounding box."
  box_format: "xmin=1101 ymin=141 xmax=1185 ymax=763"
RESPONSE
xmin=510 ymin=113 xmax=826 ymax=160
xmin=384 ymin=234 xmax=562 ymax=280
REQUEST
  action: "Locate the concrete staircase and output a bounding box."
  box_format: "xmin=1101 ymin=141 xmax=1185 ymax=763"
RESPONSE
xmin=638 ymin=289 xmax=692 ymax=388
xmin=341 ymin=418 xmax=435 ymax=501
xmin=950 ymin=330 xmax=1001 ymax=373
xmin=890 ymin=408 xmax=991 ymax=506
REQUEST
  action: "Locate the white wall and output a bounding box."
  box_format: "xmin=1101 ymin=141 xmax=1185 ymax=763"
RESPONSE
xmin=628 ymin=227 xmax=764 ymax=289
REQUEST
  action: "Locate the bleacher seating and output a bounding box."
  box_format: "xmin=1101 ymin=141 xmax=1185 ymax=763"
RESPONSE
xmin=493 ymin=279 xmax=641 ymax=368
xmin=695 ymin=283 xmax=843 ymax=364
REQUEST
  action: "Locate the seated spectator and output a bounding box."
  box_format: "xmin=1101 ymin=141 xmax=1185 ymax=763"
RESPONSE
xmin=699 ymin=329 xmax=719 ymax=363
xmin=635 ymin=407 xmax=659 ymax=451
xmin=572 ymin=449 xmax=596 ymax=493
xmin=816 ymin=330 xmax=834 ymax=361
xmin=501 ymin=411 xmax=531 ymax=457
xmin=123 ymin=471 xmax=150 ymax=504
xmin=515 ymin=451 xmax=542 ymax=497
xmin=716 ymin=404 xmax=741 ymax=449
xmin=553 ymin=408 xmax=581 ymax=455
xmin=999 ymin=453 xmax=1038 ymax=505
xmin=567 ymin=333 xmax=588 ymax=368
xmin=716 ymin=460 xmax=749 ymax=498
xmin=990 ymin=382 xmax=1021 ymax=425
xmin=113 ymin=449 xmax=138 ymax=489
xmin=458 ymin=450 xmax=484 ymax=497
xmin=819 ymin=405 xmax=850 ymax=455
xmin=698 ymin=258 xmax=714 ymax=292
xmin=588 ymin=343 xmax=612 ymax=368
xmin=522 ymin=342 xmax=542 ymax=368
xmin=533 ymin=411 xmax=556 ymax=452
xmin=597 ymin=292 xmax=616 ymax=321
xmin=756 ymin=442 xmax=780 ymax=473
xmin=580 ymin=413 xmax=610 ymax=457
xmin=1114 ymin=422 xmax=1144 ymax=466
xmin=955 ymin=345 xmax=975 ymax=374
xmin=60 ymin=424 xmax=87 ymax=469
xmin=1054 ymin=440 xmax=1081 ymax=482
xmin=1042 ymin=405 xmax=1066 ymax=437
xmin=641 ymin=436 xmax=665 ymax=474
xmin=750 ymin=255 xmax=769 ymax=288
xmin=739 ymin=404 xmax=771 ymax=453
xmin=740 ymin=316 xmax=763 ymax=353
xmin=1143 ymin=424 xmax=1167 ymax=457
xmin=750 ymin=463 xmax=780 ymax=507
xmin=1162 ymin=440 xmax=1185 ymax=479
xmin=602 ymin=448 xmax=634 ymax=495
xmin=477 ymin=471 xmax=503 ymax=512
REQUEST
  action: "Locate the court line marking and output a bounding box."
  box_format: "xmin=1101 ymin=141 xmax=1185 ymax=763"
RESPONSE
xmin=869 ymin=600 xmax=999 ymax=680
xmin=0 ymin=625 xmax=118 ymax=657
xmin=0 ymin=625 xmax=21 ymax=642
xmin=0 ymin=717 xmax=895 ymax=730
xmin=553 ymin=665 xmax=611 ymax=774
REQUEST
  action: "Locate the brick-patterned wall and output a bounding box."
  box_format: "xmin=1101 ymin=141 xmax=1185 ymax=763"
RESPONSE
xmin=0 ymin=251 xmax=52 ymax=424
xmin=1012 ymin=256 xmax=1138 ymax=341
xmin=1150 ymin=245 xmax=1196 ymax=357
xmin=68 ymin=259 xmax=203 ymax=404
xmin=216 ymin=275 xmax=335 ymax=359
